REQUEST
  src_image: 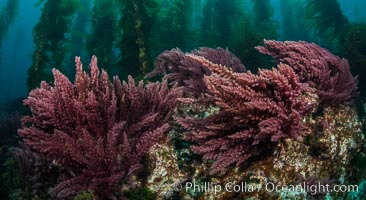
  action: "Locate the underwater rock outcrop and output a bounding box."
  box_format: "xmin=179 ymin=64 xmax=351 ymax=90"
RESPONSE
xmin=15 ymin=40 xmax=364 ymax=199
xmin=197 ymin=106 xmax=363 ymax=199
xmin=145 ymin=41 xmax=363 ymax=199
xmin=177 ymin=54 xmax=317 ymax=174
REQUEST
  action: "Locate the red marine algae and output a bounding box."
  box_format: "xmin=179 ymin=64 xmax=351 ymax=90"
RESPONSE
xmin=18 ymin=56 xmax=182 ymax=199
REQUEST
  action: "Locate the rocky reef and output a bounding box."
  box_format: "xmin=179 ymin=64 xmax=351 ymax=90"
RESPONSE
xmin=14 ymin=41 xmax=365 ymax=199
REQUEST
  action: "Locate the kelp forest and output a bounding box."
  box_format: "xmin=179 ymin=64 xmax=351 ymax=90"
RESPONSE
xmin=1 ymin=0 xmax=366 ymax=199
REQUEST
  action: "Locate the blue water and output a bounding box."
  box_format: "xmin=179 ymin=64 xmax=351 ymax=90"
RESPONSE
xmin=1 ymin=0 xmax=365 ymax=103
xmin=1 ymin=1 xmax=366 ymax=199
xmin=0 ymin=0 xmax=40 ymax=102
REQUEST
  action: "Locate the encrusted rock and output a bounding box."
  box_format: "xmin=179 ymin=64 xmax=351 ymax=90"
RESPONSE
xmin=176 ymin=106 xmax=364 ymax=199
xmin=147 ymin=138 xmax=187 ymax=199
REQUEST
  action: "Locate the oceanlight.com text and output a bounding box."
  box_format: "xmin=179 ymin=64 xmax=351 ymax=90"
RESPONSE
xmin=184 ymin=181 xmax=358 ymax=195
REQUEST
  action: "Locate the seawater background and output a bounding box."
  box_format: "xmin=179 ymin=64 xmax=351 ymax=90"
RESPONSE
xmin=0 ymin=1 xmax=366 ymax=199
xmin=0 ymin=0 xmax=365 ymax=103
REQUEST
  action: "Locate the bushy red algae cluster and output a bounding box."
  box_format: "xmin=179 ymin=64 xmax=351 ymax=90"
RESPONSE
xmin=18 ymin=41 xmax=363 ymax=199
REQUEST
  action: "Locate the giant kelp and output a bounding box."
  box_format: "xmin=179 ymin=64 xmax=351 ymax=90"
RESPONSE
xmin=305 ymin=0 xmax=349 ymax=47
xmin=249 ymin=0 xmax=278 ymax=44
xmin=340 ymin=23 xmax=366 ymax=99
xmin=64 ymin=0 xmax=91 ymax=78
xmin=27 ymin=0 xmax=79 ymax=91
xmin=279 ymin=0 xmax=309 ymax=41
xmin=115 ymin=0 xmax=161 ymax=79
xmin=200 ymin=0 xmax=240 ymax=48
xmin=86 ymin=0 xmax=117 ymax=73
xmin=229 ymin=0 xmax=277 ymax=71
xmin=0 ymin=0 xmax=19 ymax=46
xmin=0 ymin=0 xmax=19 ymax=72
xmin=150 ymin=0 xmax=194 ymax=55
